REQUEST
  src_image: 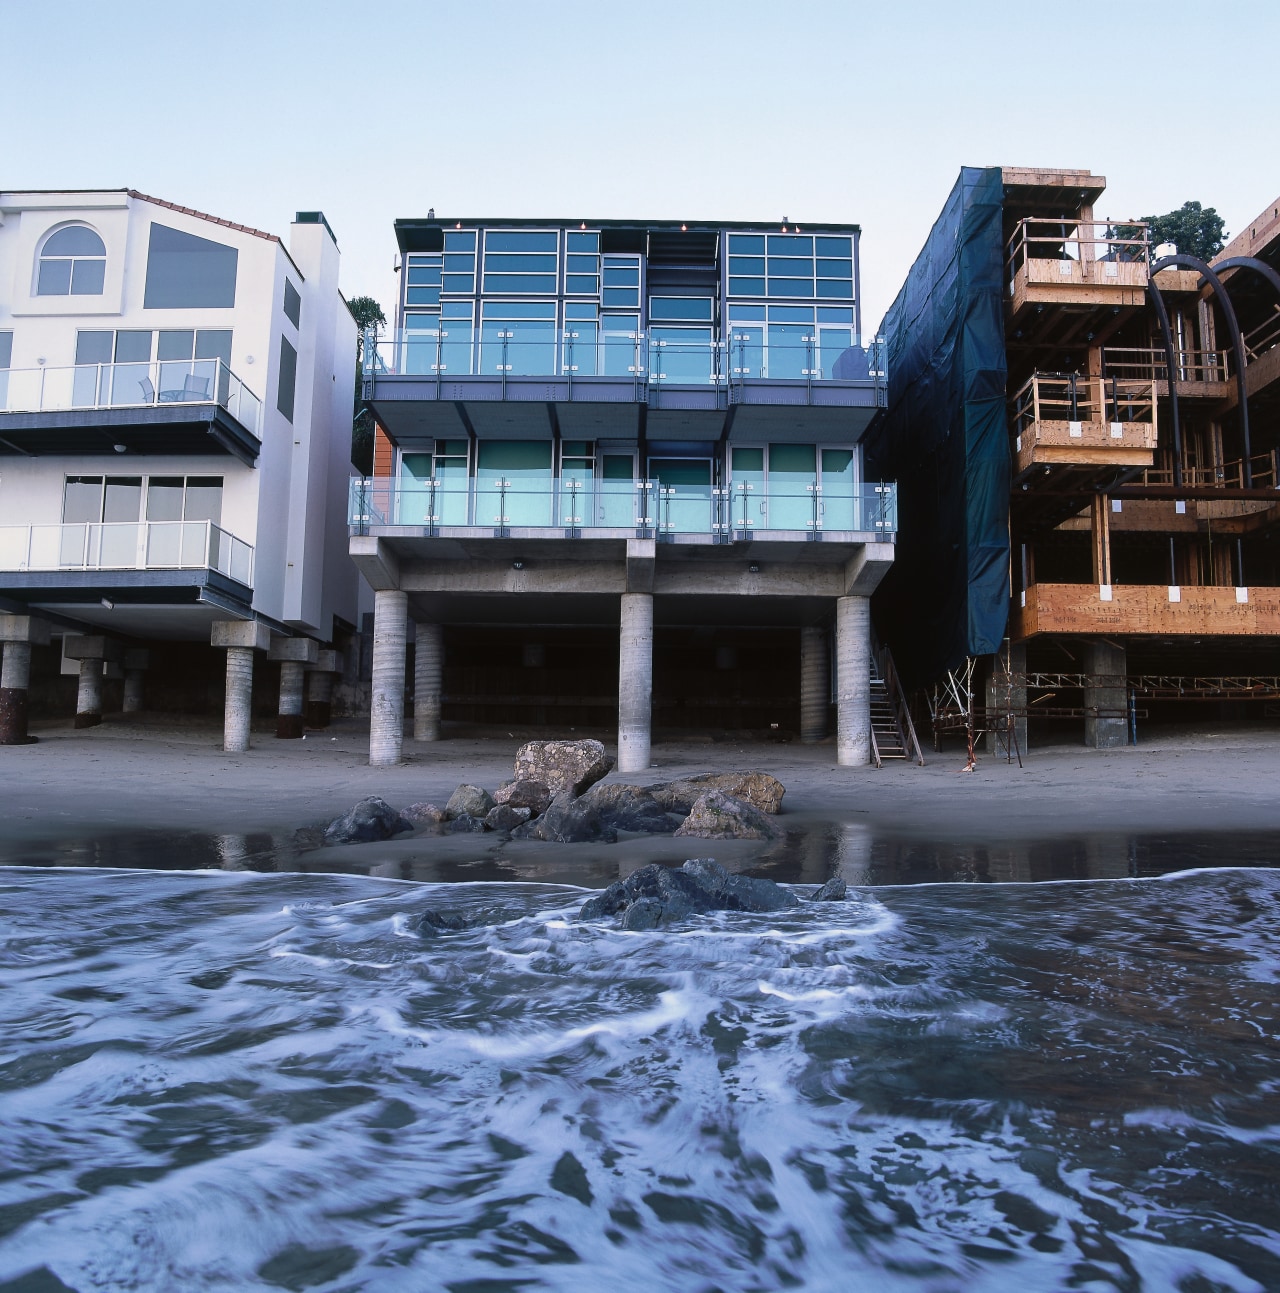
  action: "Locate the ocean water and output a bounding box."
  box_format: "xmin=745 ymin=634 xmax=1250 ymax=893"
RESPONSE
xmin=0 ymin=865 xmax=1277 ymax=1292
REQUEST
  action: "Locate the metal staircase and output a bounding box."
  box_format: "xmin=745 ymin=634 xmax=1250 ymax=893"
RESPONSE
xmin=869 ymin=634 xmax=925 ymax=768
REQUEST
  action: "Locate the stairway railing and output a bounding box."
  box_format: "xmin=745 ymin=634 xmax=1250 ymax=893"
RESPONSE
xmin=871 ymin=630 xmax=926 ymax=766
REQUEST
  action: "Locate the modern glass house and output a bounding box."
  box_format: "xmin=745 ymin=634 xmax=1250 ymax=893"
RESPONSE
xmin=350 ymin=216 xmax=897 ymax=769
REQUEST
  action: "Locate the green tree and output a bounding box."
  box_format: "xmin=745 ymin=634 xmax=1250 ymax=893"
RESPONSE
xmin=1141 ymin=201 xmax=1227 ymax=263
xmin=346 ymin=296 xmax=386 ymax=473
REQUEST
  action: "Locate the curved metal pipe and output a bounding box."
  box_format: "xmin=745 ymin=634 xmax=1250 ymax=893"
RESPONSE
xmin=1211 ymin=255 xmax=1280 ymax=301
xmin=1151 ymin=253 xmax=1252 ymax=484
xmin=1145 ymin=277 xmax=1184 ymax=489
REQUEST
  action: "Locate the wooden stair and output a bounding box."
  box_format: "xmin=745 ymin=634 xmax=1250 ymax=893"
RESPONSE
xmin=869 ymin=634 xmax=926 ymax=769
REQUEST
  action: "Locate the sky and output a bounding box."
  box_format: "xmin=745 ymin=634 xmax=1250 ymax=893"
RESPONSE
xmin=6 ymin=0 xmax=1277 ymax=334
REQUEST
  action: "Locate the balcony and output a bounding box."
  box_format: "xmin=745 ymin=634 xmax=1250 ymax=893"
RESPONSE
xmin=0 ymin=360 xmax=264 ymax=465
xmin=1101 ymin=346 xmax=1233 ymax=400
xmin=1006 ymin=219 xmax=1149 ymax=346
xmin=360 ymin=329 xmax=887 ymax=447
xmin=0 ymin=520 xmax=254 ymax=586
xmin=1012 ymin=581 xmax=1280 ymax=640
xmin=1011 ymin=373 xmax=1157 ymax=484
xmin=348 ymin=476 xmax=897 ymax=543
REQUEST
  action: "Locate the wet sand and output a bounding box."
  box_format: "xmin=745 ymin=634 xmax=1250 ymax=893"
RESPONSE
xmin=4 ymin=714 xmax=1280 ymax=851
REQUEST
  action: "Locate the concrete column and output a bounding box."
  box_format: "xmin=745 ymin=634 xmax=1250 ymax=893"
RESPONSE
xmin=1084 ymin=640 xmax=1128 ymax=749
xmin=268 ymin=638 xmax=319 ymax=739
xmin=835 ymin=595 xmax=871 ymax=767
xmin=122 ymin=648 xmax=150 ymax=713
xmin=212 ymin=620 xmax=271 ymax=753
xmin=370 ymin=589 xmax=408 ymax=766
xmin=799 ymin=625 xmax=830 ymax=743
xmin=413 ymin=622 xmax=443 ymax=742
xmin=618 ymin=592 xmax=653 ymax=773
xmin=75 ymin=659 xmax=103 ymax=728
xmin=306 ymin=650 xmax=340 ymax=729
xmin=0 ymin=616 xmax=51 ymax=745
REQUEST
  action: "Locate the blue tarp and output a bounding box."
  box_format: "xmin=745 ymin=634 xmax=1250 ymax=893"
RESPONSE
xmin=863 ymin=166 xmax=1010 ymax=687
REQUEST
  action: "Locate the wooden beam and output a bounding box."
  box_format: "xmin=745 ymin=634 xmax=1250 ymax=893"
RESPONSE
xmin=1012 ymin=583 xmax=1280 ymax=639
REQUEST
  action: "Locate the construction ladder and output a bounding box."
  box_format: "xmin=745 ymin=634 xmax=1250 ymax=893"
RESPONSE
xmin=869 ymin=636 xmax=926 ymax=768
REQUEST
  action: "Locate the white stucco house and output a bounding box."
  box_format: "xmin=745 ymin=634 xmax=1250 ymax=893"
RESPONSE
xmin=0 ymin=190 xmax=357 ymax=743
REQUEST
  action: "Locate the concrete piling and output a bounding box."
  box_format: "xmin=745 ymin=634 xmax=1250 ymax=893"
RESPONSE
xmin=835 ymin=595 xmax=871 ymax=766
xmin=122 ymin=649 xmax=150 ymax=713
xmin=618 ymin=592 xmax=653 ymax=773
xmin=413 ymin=622 xmax=442 ymax=742
xmin=370 ymin=590 xmax=408 ymax=766
xmin=800 ymin=625 xmax=830 ymax=743
xmin=305 ymin=651 xmax=340 ymax=729
xmin=0 ymin=617 xmax=50 ymax=745
xmin=1084 ymin=640 xmax=1128 ymax=749
xmin=268 ymin=638 xmax=319 ymax=739
xmin=211 ymin=620 xmax=271 ymax=753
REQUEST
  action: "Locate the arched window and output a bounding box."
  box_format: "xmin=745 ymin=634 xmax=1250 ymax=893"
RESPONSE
xmin=37 ymin=226 xmax=107 ymax=296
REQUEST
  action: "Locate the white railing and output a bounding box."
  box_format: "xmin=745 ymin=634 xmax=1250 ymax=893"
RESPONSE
xmin=0 ymin=359 xmax=263 ymax=435
xmin=0 ymin=521 xmax=254 ymax=586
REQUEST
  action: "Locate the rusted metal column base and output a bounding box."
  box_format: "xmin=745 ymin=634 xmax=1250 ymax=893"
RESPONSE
xmin=0 ymin=688 xmax=35 ymax=745
xmin=306 ymin=700 xmax=332 ymax=729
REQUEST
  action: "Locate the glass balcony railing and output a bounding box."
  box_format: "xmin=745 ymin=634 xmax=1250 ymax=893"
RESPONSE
xmin=363 ymin=328 xmax=887 ymax=391
xmin=0 ymin=359 xmax=264 ymax=435
xmin=0 ymin=520 xmax=255 ymax=586
xmin=349 ymin=477 xmax=897 ymax=538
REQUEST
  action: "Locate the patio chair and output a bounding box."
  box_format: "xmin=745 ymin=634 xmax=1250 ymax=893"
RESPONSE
xmin=138 ymin=375 xmax=156 ymax=403
xmin=182 ymin=373 xmax=210 ymax=400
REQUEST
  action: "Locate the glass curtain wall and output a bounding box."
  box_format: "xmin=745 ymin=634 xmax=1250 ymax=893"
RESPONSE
xmin=476 ymin=440 xmax=553 ymax=526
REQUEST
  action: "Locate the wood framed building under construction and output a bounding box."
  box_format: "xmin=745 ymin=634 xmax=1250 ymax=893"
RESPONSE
xmin=867 ymin=167 xmax=1280 ymax=750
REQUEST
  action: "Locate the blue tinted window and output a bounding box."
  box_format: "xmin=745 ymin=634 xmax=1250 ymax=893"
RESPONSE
xmin=406 ymin=286 xmax=441 ymax=305
xmin=817 ymin=307 xmax=855 ymax=324
xmin=603 ymin=266 xmax=639 ymax=287
xmin=408 ymin=266 xmax=442 ymax=286
xmin=484 ymin=252 xmax=557 ymax=273
xmin=816 ymin=279 xmax=854 ymax=298
xmin=485 ymin=231 xmax=558 ymax=252
xmin=482 ymin=301 xmax=557 ymax=319
xmin=603 ymin=287 xmax=640 ymax=308
xmin=768 ymin=258 xmax=812 ymax=276
xmin=277 ymin=335 xmax=297 ymax=422
xmin=729 ymin=256 xmax=765 ymax=275
xmin=143 ymin=223 xmax=237 ymax=309
xmin=444 ymin=231 xmax=477 ymax=251
xmin=728 ymin=234 xmax=765 ymax=255
xmin=768 ymin=235 xmax=813 ymax=255
xmin=649 ymin=297 xmax=713 ymax=321
xmin=444 ymin=254 xmax=475 ymax=272
xmin=728 ymin=304 xmax=765 ymax=321
xmin=71 ymin=261 xmax=106 ymax=295
xmin=405 ymin=313 xmax=439 ymax=330
xmin=768 ymin=278 xmax=814 ymax=297
xmin=567 ymin=232 xmax=599 ymax=251
xmin=565 ymin=302 xmax=597 ymax=319
xmin=442 ymin=301 xmax=473 ymax=319
xmin=482 ymin=274 xmax=557 ymax=294
xmin=815 ymin=236 xmax=852 ymax=256
xmin=728 ymin=277 xmax=766 ymax=297
xmin=442 ymin=274 xmax=474 ymax=294
xmin=566 ymin=275 xmax=599 ymax=294
xmin=45 ymin=226 xmax=107 ymax=256
xmin=768 ymin=305 xmax=814 ymax=322
xmin=816 ymin=259 xmax=853 ymax=277
xmin=567 ymin=254 xmax=598 ymax=273
xmin=602 ymin=314 xmax=639 ymax=332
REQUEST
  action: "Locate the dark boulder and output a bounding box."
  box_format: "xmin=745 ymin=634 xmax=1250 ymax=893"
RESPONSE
xmin=649 ymin=772 xmax=785 ymax=816
xmin=577 ymin=858 xmax=797 ymax=927
xmin=681 ymin=857 xmax=799 ymax=912
xmin=444 ymin=812 xmax=487 ymax=834
xmin=411 ymin=909 xmax=470 ymax=934
xmin=579 ymin=783 xmax=680 ymax=834
xmin=323 ymin=796 xmax=411 ymax=845
xmin=811 ymin=876 xmax=848 ymax=902
xmin=493 ymin=778 xmax=553 ymax=817
xmin=512 ymin=791 xmax=616 ymax=844
xmin=484 ymin=804 xmax=533 ymax=833
xmin=401 ymin=802 xmax=445 ymax=829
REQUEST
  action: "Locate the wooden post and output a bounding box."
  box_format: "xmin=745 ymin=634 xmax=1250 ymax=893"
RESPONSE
xmin=1091 ymin=494 xmax=1112 ymax=586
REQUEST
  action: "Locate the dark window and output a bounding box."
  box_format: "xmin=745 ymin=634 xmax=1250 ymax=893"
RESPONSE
xmin=143 ymin=223 xmax=237 ymax=309
xmin=74 ymin=332 xmax=113 ymax=365
xmin=0 ymin=332 xmax=11 ymax=368
xmin=277 ymin=336 xmax=297 ymax=422
xmin=283 ymin=280 xmax=301 ymax=328
xmin=195 ymin=330 xmax=232 ymax=366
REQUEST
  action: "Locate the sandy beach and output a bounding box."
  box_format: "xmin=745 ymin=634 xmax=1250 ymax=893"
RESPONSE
xmin=4 ymin=714 xmax=1280 ymax=850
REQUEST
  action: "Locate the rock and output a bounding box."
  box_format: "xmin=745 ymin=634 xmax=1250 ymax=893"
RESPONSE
xmin=401 ymin=802 xmax=445 ymax=829
xmin=485 ymin=804 xmax=532 ymax=833
xmin=680 ymin=857 xmax=799 ymax=912
xmin=812 ymin=876 xmax=847 ymax=902
xmin=675 ymin=791 xmax=778 ymax=841
xmin=322 ymin=796 xmax=411 ymax=845
xmin=445 ymin=812 xmax=487 ymax=834
xmin=648 ymin=772 xmax=785 ymax=816
xmin=578 ymin=783 xmax=680 ymax=834
xmin=577 ymin=858 xmax=797 ymax=927
xmin=411 ymin=909 xmax=470 ymax=934
xmin=445 ymin=785 xmax=496 ymax=820
xmin=512 ymin=791 xmax=616 ymax=844
xmin=512 ymin=739 xmax=614 ymax=798
xmin=492 ymin=778 xmax=553 ymax=817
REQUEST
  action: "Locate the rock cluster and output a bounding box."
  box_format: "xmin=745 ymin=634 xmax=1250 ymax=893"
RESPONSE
xmin=318 ymin=738 xmax=788 ymax=849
